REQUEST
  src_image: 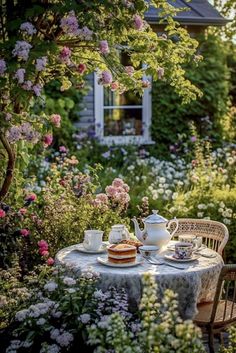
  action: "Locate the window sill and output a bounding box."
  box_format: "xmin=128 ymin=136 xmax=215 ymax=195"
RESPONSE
xmin=98 ymin=136 xmax=155 ymax=146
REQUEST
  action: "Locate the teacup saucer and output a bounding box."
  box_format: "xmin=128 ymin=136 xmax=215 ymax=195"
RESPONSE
xmin=75 ymin=243 xmax=107 ymax=254
xmin=164 ymin=253 xmax=200 ymax=262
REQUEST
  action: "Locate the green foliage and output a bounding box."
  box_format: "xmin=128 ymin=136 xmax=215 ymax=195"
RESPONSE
xmin=151 ymin=33 xmax=230 ymax=155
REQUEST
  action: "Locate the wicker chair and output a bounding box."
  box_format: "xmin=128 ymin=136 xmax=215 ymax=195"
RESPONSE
xmin=194 ymin=265 xmax=236 ymax=353
xmin=169 ymin=218 xmax=229 ymax=256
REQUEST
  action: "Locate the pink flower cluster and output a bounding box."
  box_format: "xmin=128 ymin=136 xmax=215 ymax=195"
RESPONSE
xmin=105 ymin=178 xmax=130 ymax=207
xmin=77 ymin=63 xmax=86 ymax=74
xmin=12 ymin=41 xmax=32 ymax=61
xmin=20 ymin=22 xmax=36 ymax=36
xmin=38 ymin=240 xmax=54 ymax=265
xmin=43 ymin=134 xmax=53 ymax=147
xmin=125 ymin=66 xmax=134 ymax=76
xmin=0 ymin=59 xmax=6 ymax=76
xmin=94 ymin=193 xmax=109 ymax=209
xmin=25 ymin=193 xmax=37 ymax=202
xmin=59 ymin=47 xmax=71 ymax=64
xmin=51 ymin=114 xmax=61 ymax=128
xmin=99 ymin=40 xmax=109 ymax=54
xmin=60 ymin=11 xmax=79 ymax=35
xmin=36 ymin=56 xmax=47 ymax=71
xmin=7 ymin=123 xmax=40 ymax=144
xmin=133 ymin=15 xmax=144 ymax=31
xmin=0 ymin=209 xmax=6 ymax=218
xmin=20 ymin=229 xmax=30 ymax=237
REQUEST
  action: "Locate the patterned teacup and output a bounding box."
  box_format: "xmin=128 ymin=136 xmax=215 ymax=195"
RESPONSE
xmin=175 ymin=242 xmax=194 ymax=260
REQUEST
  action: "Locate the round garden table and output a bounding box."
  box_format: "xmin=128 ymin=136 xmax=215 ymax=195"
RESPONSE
xmin=56 ymin=242 xmax=223 ymax=320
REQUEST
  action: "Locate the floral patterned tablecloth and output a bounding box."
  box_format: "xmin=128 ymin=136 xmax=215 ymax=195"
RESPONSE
xmin=56 ymin=242 xmax=224 ymax=319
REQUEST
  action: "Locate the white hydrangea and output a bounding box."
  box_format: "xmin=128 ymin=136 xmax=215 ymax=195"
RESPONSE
xmin=79 ymin=313 xmax=91 ymax=324
xmin=44 ymin=281 xmax=58 ymax=292
xmin=62 ymin=277 xmax=76 ymax=286
xmin=15 ymin=309 xmax=29 ymax=322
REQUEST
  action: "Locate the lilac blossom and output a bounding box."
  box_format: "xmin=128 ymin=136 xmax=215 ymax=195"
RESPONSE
xmin=35 ymin=56 xmax=47 ymax=71
xmin=99 ymin=40 xmax=109 ymax=54
xmin=78 ymin=26 xmax=93 ymax=40
xmin=20 ymin=22 xmax=36 ymax=35
xmin=32 ymin=83 xmax=42 ymax=96
xmin=12 ymin=41 xmax=32 ymax=61
xmin=134 ymin=14 xmax=144 ymax=30
xmin=6 ymin=126 xmax=21 ymax=143
xmin=101 ymin=70 xmax=112 ymax=85
xmin=0 ymin=59 xmax=6 ymax=76
xmin=60 ymin=11 xmax=79 ymax=35
xmin=14 ymin=68 xmax=25 ymax=84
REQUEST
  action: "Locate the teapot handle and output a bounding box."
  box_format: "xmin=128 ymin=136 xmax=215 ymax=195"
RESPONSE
xmin=167 ymin=217 xmax=179 ymax=239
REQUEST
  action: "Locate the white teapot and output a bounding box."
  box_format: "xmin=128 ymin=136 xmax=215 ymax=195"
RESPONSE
xmin=132 ymin=210 xmax=178 ymax=248
xmin=108 ymin=224 xmax=130 ymax=244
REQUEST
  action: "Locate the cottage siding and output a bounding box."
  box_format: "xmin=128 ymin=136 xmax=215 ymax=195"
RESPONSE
xmin=75 ymin=73 xmax=95 ymax=130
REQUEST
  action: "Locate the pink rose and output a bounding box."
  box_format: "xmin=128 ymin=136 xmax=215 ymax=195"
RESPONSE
xmin=134 ymin=14 xmax=144 ymax=30
xmin=77 ymin=63 xmax=86 ymax=74
xmin=99 ymin=40 xmax=109 ymax=54
xmin=0 ymin=209 xmax=6 ymax=218
xmin=111 ymin=81 xmax=119 ymax=91
xmin=38 ymin=240 xmax=49 ymax=250
xmin=41 ymin=250 xmax=49 ymax=257
xmin=112 ymin=178 xmax=124 ymax=188
xmin=43 ymin=134 xmax=53 ymax=147
xmin=51 ymin=114 xmax=61 ymax=128
xmin=47 ymin=257 xmax=54 ymax=266
xmin=20 ymin=229 xmax=30 ymax=237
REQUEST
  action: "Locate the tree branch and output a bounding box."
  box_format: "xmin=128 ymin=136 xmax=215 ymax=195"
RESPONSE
xmin=0 ymin=133 xmax=16 ymax=201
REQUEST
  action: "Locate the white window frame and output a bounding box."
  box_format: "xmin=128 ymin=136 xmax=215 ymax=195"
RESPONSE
xmin=94 ymin=73 xmax=153 ymax=145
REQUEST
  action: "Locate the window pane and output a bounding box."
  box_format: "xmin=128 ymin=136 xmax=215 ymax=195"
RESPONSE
xmin=104 ymin=108 xmax=142 ymax=136
xmin=104 ymin=89 xmax=142 ymax=106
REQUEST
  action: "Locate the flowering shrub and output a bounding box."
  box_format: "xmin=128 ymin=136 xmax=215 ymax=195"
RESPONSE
xmin=88 ymin=274 xmax=205 ymax=353
xmin=2 ymin=268 xmax=206 ymax=353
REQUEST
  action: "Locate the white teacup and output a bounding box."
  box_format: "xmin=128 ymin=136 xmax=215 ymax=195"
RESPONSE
xmin=178 ymin=235 xmax=202 ymax=250
xmin=83 ymin=230 xmax=103 ymax=251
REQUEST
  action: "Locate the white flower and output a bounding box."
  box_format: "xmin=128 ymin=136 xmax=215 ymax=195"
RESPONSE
xmin=62 ymin=277 xmax=76 ymax=286
xmin=223 ymin=218 xmax=231 ymax=225
xmin=44 ymin=281 xmax=58 ymax=292
xmin=50 ymin=329 xmax=60 ymax=340
xmin=36 ymin=318 xmax=46 ymax=325
xmin=197 ymin=212 xmax=203 ymax=218
xmin=172 ymin=192 xmax=178 ymax=200
xmin=56 ymin=331 xmax=74 ymax=347
xmin=15 ymin=309 xmax=28 ymax=321
xmin=79 ymin=313 xmax=91 ymax=324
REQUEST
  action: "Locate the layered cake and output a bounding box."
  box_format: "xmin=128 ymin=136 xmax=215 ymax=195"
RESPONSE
xmin=107 ymin=244 xmax=137 ymax=264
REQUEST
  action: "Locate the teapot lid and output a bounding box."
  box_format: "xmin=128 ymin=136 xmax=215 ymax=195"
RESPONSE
xmin=145 ymin=210 xmax=167 ymax=224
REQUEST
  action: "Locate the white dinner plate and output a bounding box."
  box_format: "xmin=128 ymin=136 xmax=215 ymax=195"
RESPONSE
xmin=75 ymin=243 xmax=107 ymax=254
xmin=97 ymin=256 xmax=143 ymax=268
xmin=164 ymin=253 xmax=200 ymax=263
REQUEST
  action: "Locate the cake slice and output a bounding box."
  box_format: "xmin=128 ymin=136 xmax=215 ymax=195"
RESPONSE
xmin=107 ymin=244 xmax=137 ymax=264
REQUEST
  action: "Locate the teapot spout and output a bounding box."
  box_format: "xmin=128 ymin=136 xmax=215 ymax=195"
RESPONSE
xmin=132 ymin=217 xmax=145 ymax=243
